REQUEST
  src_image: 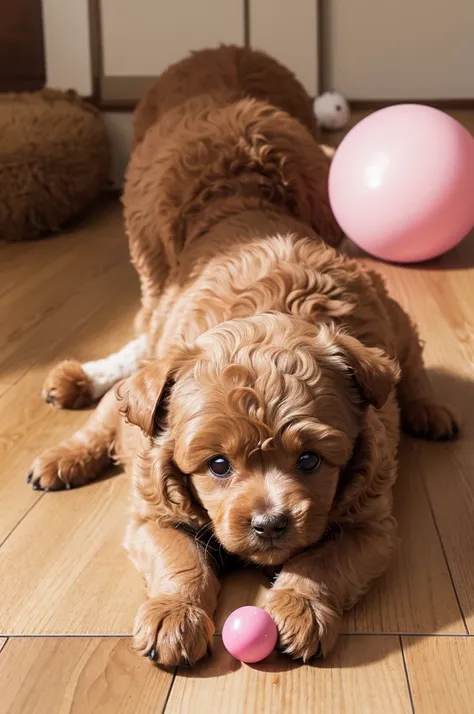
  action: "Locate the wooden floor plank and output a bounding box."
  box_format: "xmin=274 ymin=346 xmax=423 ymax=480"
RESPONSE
xmin=0 ymin=200 xmax=124 ymax=318
xmin=166 ymin=635 xmax=411 ymax=714
xmin=0 ymin=637 xmax=172 ymax=714
xmin=344 ymin=438 xmax=465 ymax=634
xmin=372 ymin=259 xmax=474 ymax=633
xmin=403 ymin=636 xmax=474 ymax=714
xmin=214 ymin=570 xmax=271 ymax=634
xmin=0 ymin=475 xmax=143 ymax=635
xmin=0 ymin=258 xmax=136 ymax=384
xmin=0 ymin=274 xmax=137 ymax=544
xmin=0 ymin=204 xmax=137 ymax=386
xmin=0 ymin=638 xmax=6 ymax=653
xmin=0 ymin=213 xmax=114 ymax=303
xmin=418 ymin=444 xmax=474 ymax=633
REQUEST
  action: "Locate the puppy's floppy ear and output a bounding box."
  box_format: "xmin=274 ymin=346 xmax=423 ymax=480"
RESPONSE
xmin=154 ymin=440 xmax=208 ymax=528
xmin=319 ymin=327 xmax=400 ymax=409
xmin=115 ymin=362 xmax=174 ymax=436
xmin=119 ymin=355 xmax=208 ymax=528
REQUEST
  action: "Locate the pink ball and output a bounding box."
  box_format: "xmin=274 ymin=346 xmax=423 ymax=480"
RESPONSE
xmin=222 ymin=606 xmax=278 ymax=663
xmin=329 ymin=104 xmax=474 ymax=263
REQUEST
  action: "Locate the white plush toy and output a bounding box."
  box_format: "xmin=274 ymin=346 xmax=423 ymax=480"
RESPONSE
xmin=313 ymin=92 xmax=350 ymax=131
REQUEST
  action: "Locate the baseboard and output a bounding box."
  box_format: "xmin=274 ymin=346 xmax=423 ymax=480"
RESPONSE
xmin=91 ymin=97 xmax=474 ymax=113
xmin=349 ymin=99 xmax=474 ymax=111
xmin=96 ymin=99 xmax=138 ymax=112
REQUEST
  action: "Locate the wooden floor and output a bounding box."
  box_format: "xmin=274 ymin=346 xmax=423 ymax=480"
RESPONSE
xmin=0 ymin=112 xmax=473 ymax=713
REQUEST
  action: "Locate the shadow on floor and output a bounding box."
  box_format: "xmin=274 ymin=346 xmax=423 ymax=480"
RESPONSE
xmin=342 ymin=229 xmax=474 ymax=270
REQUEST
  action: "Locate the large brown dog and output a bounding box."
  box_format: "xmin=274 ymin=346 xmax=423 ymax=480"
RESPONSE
xmin=30 ymin=46 xmax=459 ymax=666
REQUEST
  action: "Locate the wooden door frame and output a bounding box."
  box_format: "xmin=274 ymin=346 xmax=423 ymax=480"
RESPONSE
xmin=0 ymin=0 xmax=46 ymax=92
xmin=85 ymin=0 xmax=474 ymax=110
xmin=87 ymin=0 xmax=325 ymax=111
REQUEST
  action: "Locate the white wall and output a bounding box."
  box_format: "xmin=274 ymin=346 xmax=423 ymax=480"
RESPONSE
xmin=100 ymin=0 xmax=244 ymax=76
xmin=102 ymin=113 xmax=133 ymax=188
xmin=325 ymin=0 xmax=474 ymax=99
xmin=249 ymin=0 xmax=319 ymax=96
xmin=41 ymin=0 xmax=92 ymax=95
xmin=42 ymin=0 xmax=474 ymax=102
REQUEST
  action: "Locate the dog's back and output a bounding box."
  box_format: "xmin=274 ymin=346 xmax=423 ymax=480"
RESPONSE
xmin=133 ymin=45 xmax=319 ymax=147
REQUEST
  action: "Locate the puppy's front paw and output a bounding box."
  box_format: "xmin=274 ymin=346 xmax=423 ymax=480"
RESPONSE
xmin=28 ymin=446 xmax=84 ymax=491
xmin=265 ymin=588 xmax=339 ymax=662
xmin=133 ymin=595 xmax=214 ymax=667
xmin=42 ymin=360 xmax=93 ymax=409
xmin=28 ymin=440 xmax=106 ymax=491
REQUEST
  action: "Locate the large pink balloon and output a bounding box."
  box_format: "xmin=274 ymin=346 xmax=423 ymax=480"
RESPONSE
xmin=329 ymin=105 xmax=474 ymax=262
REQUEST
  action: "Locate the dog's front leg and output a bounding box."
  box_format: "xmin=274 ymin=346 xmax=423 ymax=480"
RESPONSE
xmin=125 ymin=518 xmax=220 ymax=667
xmin=265 ymin=517 xmax=397 ymax=661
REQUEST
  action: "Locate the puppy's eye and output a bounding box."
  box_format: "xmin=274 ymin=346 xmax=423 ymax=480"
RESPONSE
xmin=297 ymin=451 xmax=321 ymax=473
xmin=208 ymin=455 xmax=233 ymax=478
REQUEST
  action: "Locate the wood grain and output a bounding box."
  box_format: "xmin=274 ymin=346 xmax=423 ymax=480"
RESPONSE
xmin=0 ymin=200 xmax=135 ymax=385
xmin=0 ymin=284 xmax=137 ymax=545
xmin=344 ymin=438 xmax=465 ymax=634
xmin=167 ymin=635 xmax=411 ymax=714
xmin=0 ymin=637 xmax=172 ymax=714
xmin=0 ymin=639 xmax=6 ymax=653
xmin=0 ymin=289 xmax=137 ymax=545
xmin=214 ymin=569 xmax=271 ymax=634
xmin=403 ymin=636 xmax=474 ymax=714
xmin=368 ymin=237 xmax=474 ymax=633
xmin=0 ymin=201 xmax=138 ymax=544
xmin=0 ymin=474 xmax=143 ymax=635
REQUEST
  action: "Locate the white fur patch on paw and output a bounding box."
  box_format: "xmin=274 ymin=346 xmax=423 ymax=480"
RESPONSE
xmin=83 ymin=335 xmax=147 ymax=399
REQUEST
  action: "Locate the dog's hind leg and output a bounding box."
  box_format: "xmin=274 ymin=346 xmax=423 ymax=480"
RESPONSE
xmin=372 ymin=274 xmax=460 ymax=441
xmin=396 ymin=332 xmax=460 ymax=441
xmin=42 ymin=335 xmax=147 ymax=409
xmin=29 ymin=388 xmax=121 ymax=491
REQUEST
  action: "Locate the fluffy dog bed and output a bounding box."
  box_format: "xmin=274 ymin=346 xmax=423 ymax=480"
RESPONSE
xmin=0 ymin=89 xmax=109 ymax=242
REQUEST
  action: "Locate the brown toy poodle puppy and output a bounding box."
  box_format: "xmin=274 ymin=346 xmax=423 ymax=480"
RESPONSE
xmin=30 ymin=46 xmax=459 ymax=667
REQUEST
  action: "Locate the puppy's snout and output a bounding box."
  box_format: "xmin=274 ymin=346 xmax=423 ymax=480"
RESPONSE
xmin=251 ymin=512 xmax=288 ymax=538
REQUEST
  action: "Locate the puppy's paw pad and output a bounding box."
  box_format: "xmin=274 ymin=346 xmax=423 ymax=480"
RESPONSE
xmin=133 ymin=596 xmax=214 ymax=667
xmin=42 ymin=360 xmax=93 ymax=409
xmin=402 ymin=399 xmax=460 ymax=441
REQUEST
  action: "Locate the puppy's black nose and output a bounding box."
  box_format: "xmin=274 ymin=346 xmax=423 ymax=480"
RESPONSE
xmin=251 ymin=513 xmax=288 ymax=538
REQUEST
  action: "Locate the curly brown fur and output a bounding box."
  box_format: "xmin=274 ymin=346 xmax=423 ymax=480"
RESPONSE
xmin=33 ymin=47 xmax=459 ymax=667
xmin=0 ymin=89 xmax=109 ymax=242
xmin=42 ymin=360 xmax=93 ymax=409
xmin=124 ymin=45 xmax=342 ymax=335
xmin=29 ymin=388 xmax=118 ymax=490
xmin=42 ymin=46 xmax=341 ymax=405
xmin=132 ymin=45 xmax=320 ymax=147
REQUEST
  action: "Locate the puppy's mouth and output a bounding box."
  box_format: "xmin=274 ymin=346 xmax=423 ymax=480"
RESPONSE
xmin=239 ymin=533 xmax=298 ymax=565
